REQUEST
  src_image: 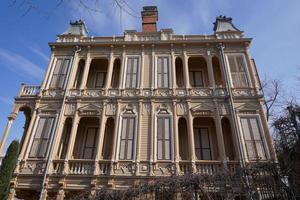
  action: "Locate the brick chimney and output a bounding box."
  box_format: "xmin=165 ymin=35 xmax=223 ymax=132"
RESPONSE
xmin=141 ymin=6 xmax=158 ymax=32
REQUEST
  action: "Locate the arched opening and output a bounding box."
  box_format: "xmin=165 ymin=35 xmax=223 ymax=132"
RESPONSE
xmin=57 ymin=117 xmax=72 ymax=159
xmin=212 ymin=56 xmax=224 ymax=87
xmin=73 ymin=117 xmax=99 ymax=159
xmin=188 ymin=57 xmax=209 ymax=87
xmin=111 ymin=58 xmax=121 ymax=88
xmin=175 ymin=57 xmax=184 ymax=88
xmin=193 ymin=117 xmax=218 ymax=160
xmin=73 ymin=59 xmax=85 ymax=89
xmin=18 ymin=106 xmax=32 ymax=152
xmin=178 ymin=117 xmax=189 ymax=160
xmin=221 ymin=117 xmax=235 ymax=160
xmin=102 ymin=117 xmax=115 ymax=159
xmin=86 ymin=59 xmax=108 ymax=89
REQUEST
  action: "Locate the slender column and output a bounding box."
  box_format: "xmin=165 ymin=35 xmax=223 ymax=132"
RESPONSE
xmin=95 ymin=102 xmax=107 ymax=160
xmin=139 ymin=45 xmax=145 ymax=93
xmin=67 ymin=55 xmax=80 ymax=89
xmin=0 ymin=114 xmax=16 ymax=155
xmin=110 ymin=102 xmax=120 ymax=175
xmin=206 ymin=51 xmax=216 ymax=88
xmin=171 ymin=47 xmax=177 ymax=90
xmin=80 ymin=52 xmax=92 ymax=90
xmin=172 ymin=100 xmax=180 ymax=174
xmin=149 ymin=101 xmax=154 ymax=175
xmin=183 ymin=49 xmax=190 ymax=89
xmin=19 ymin=110 xmax=37 ymax=159
xmin=119 ymin=46 xmax=126 ymax=90
xmin=186 ymin=101 xmax=196 ymax=172
xmin=213 ymin=101 xmax=226 ymax=162
xmin=50 ymin=116 xmax=67 ymax=160
xmin=65 ymin=112 xmax=80 ymax=160
xmin=41 ymin=52 xmax=55 ymax=90
xmin=151 ymin=44 xmax=155 ymax=90
xmin=135 ymin=100 xmax=143 ymax=175
xmin=104 ymin=47 xmax=114 ymax=89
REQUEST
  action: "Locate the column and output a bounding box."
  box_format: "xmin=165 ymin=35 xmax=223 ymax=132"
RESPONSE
xmin=206 ymin=51 xmax=216 ymax=88
xmin=0 ymin=115 xmax=16 ymax=155
xmin=149 ymin=101 xmax=154 ymax=175
xmin=80 ymin=53 xmax=92 ymax=90
xmin=186 ymin=101 xmax=196 ymax=172
xmin=119 ymin=46 xmax=126 ymax=90
xmin=213 ymin=101 xmax=226 ymax=162
xmin=135 ymin=100 xmax=143 ymax=175
xmin=66 ymin=53 xmax=80 ymax=89
xmin=172 ymin=100 xmax=180 ymax=174
xmin=151 ymin=44 xmax=155 ymax=90
xmin=139 ymin=45 xmax=144 ymax=94
xmin=183 ymin=49 xmax=190 ymax=89
xmin=104 ymin=48 xmax=114 ymax=90
xmin=41 ymin=52 xmax=55 ymax=90
xmin=171 ymin=48 xmax=177 ymax=90
xmin=95 ymin=102 xmax=107 ymax=160
xmin=63 ymin=112 xmax=80 ymax=174
xmin=110 ymin=102 xmax=120 ymax=175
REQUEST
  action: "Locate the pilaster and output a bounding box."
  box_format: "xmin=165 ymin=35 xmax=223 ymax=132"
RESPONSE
xmin=80 ymin=50 xmax=91 ymax=90
xmin=206 ymin=50 xmax=216 ymax=88
xmin=104 ymin=46 xmax=114 ymax=90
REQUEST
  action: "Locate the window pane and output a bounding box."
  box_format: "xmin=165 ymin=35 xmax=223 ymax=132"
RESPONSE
xmin=250 ymin=118 xmax=261 ymax=140
xmin=61 ymin=59 xmax=70 ymax=74
xmin=245 ymin=141 xmax=255 ymax=160
xmin=200 ymin=130 xmax=210 ymax=149
xmin=228 ymin=56 xmax=237 ymax=72
xmin=131 ymin=73 xmax=137 ymax=88
xmin=127 ymin=140 xmax=133 ymax=159
xmin=128 ymin=118 xmax=135 ymax=139
xmin=239 ymin=74 xmax=248 ymax=86
xmin=164 ymin=140 xmax=170 ymax=160
xmin=164 ymin=118 xmax=170 ymax=140
xmin=119 ymin=140 xmax=126 ymax=160
xmin=95 ymin=72 xmax=105 ymax=88
xmin=157 ymin=74 xmax=162 ymax=88
xmin=121 ymin=118 xmax=127 ymax=139
xmin=189 ymin=72 xmax=194 ymax=86
xmin=236 ymin=56 xmax=246 ymax=72
xmin=157 ymin=118 xmax=163 ymax=139
xmin=195 ymin=72 xmax=203 ymax=86
xmin=38 ymin=140 xmax=49 ymax=157
xmin=43 ymin=118 xmax=54 ymax=139
xmin=256 ymin=142 xmax=266 ymax=160
xmin=29 ymin=140 xmax=39 ymax=157
xmin=163 ymin=74 xmax=169 ymax=87
xmin=163 ymin=58 xmax=168 ymax=73
xmin=85 ymin=128 xmax=96 ymax=147
xmin=133 ymin=58 xmax=138 ymax=74
xmin=194 ymin=130 xmax=200 ymax=148
xmin=157 ymin=140 xmax=163 ymax=160
xmin=241 ymin=118 xmax=251 ymax=140
xmin=202 ymin=149 xmax=212 ymax=160
xmin=35 ymin=118 xmax=46 ymax=138
xmin=53 ymin=59 xmax=63 ymax=74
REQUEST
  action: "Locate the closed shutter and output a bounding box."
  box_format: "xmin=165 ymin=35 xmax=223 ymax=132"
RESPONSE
xmin=157 ymin=117 xmax=171 ymax=160
xmin=119 ymin=117 xmax=136 ymax=160
xmin=125 ymin=57 xmax=139 ymax=88
xmin=82 ymin=127 xmax=97 ymax=159
xmin=50 ymin=58 xmax=70 ymax=88
xmin=157 ymin=57 xmax=169 ymax=88
xmin=29 ymin=117 xmax=54 ymax=158
xmin=228 ymin=55 xmax=248 ymax=87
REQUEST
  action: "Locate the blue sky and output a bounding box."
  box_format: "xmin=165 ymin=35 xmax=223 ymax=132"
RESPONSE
xmin=0 ymin=0 xmax=299 ymax=155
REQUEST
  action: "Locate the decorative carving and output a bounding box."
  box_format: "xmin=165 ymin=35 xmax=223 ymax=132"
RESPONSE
xmin=232 ymin=88 xmax=256 ymax=97
xmin=106 ymin=104 xmax=116 ymax=116
xmin=78 ymin=104 xmax=102 ymax=116
xmin=122 ymin=104 xmax=137 ymax=114
xmin=177 ymin=103 xmax=187 ymax=115
xmin=82 ymin=89 xmax=105 ymax=97
xmin=218 ymin=103 xmax=229 ymax=115
xmin=42 ymin=89 xmax=64 ymax=98
xmin=190 ymin=88 xmax=213 ymax=96
xmin=190 ymin=103 xmax=214 ymax=116
xmin=157 ymin=104 xmax=170 ymax=114
xmin=37 ymin=104 xmax=59 ymax=114
xmin=143 ymin=103 xmax=151 ymax=115
xmin=236 ymin=103 xmax=260 ymax=113
xmin=64 ymin=103 xmax=76 ymax=115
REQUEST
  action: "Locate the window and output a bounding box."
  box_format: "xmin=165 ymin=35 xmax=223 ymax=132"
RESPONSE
xmin=57 ymin=121 xmax=71 ymax=159
xmin=119 ymin=117 xmax=136 ymax=160
xmin=94 ymin=71 xmax=106 ymax=88
xmin=157 ymin=117 xmax=171 ymax=160
xmin=29 ymin=117 xmax=55 ymax=158
xmin=189 ymin=71 xmax=204 ymax=87
xmin=82 ymin=127 xmax=98 ymax=159
xmin=50 ymin=58 xmax=71 ymax=88
xmin=227 ymin=55 xmax=249 ymax=87
xmin=157 ymin=57 xmax=169 ymax=88
xmin=240 ymin=117 xmax=266 ymax=160
xmin=125 ymin=57 xmax=139 ymax=88
xmin=194 ymin=128 xmax=212 ymax=160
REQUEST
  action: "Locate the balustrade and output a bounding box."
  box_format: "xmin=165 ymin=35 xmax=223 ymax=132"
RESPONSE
xmin=68 ymin=159 xmax=94 ymax=175
xmin=19 ymin=85 xmax=40 ymax=97
xmin=195 ymin=160 xmax=222 ymax=175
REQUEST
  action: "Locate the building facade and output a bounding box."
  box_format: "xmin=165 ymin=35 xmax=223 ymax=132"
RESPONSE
xmin=1 ymin=6 xmax=276 ymax=199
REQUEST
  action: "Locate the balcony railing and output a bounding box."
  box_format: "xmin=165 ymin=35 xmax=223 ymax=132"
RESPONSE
xmin=18 ymin=84 xmax=40 ymax=97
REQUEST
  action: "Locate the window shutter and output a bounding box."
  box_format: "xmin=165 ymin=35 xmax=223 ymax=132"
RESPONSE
xmin=119 ymin=117 xmax=136 ymax=160
xmin=228 ymin=55 xmax=248 ymax=87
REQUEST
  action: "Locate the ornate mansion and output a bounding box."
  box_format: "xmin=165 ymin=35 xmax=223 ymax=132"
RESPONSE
xmin=0 ymin=6 xmax=276 ymax=200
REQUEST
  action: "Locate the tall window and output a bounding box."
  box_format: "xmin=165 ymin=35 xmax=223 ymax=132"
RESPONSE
xmin=194 ymin=128 xmax=212 ymax=160
xmin=57 ymin=120 xmax=71 ymax=159
xmin=94 ymin=71 xmax=106 ymax=88
xmin=125 ymin=57 xmax=139 ymax=88
xmin=82 ymin=127 xmax=98 ymax=159
xmin=29 ymin=117 xmax=55 ymax=158
xmin=50 ymin=58 xmax=71 ymax=88
xmin=240 ymin=117 xmax=266 ymax=160
xmin=157 ymin=57 xmax=169 ymax=88
xmin=157 ymin=117 xmax=171 ymax=160
xmin=227 ymin=55 xmax=249 ymax=87
xmin=119 ymin=117 xmax=136 ymax=160
xmin=189 ymin=71 xmax=204 ymax=87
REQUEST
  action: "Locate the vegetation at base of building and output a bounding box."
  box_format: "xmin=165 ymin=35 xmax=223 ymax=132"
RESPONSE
xmin=0 ymin=140 xmax=19 ymax=200
xmin=71 ymin=162 xmax=295 ymax=200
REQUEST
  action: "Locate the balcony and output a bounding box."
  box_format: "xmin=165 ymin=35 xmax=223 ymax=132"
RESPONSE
xmin=18 ymin=84 xmax=40 ymax=97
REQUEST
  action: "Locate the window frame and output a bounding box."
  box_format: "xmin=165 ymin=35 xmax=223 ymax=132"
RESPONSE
xmin=81 ymin=126 xmax=98 ymax=159
xmin=29 ymin=116 xmax=55 ymax=158
xmin=226 ymin=53 xmax=251 ymax=88
xmin=239 ymin=115 xmax=268 ymax=161
xmin=49 ymin=57 xmax=71 ymax=89
xmin=156 ymin=116 xmax=172 ymax=160
xmin=124 ymin=56 xmax=140 ymax=89
xmin=94 ymin=71 xmax=107 ymax=88
xmin=156 ymin=56 xmax=171 ymax=89
xmin=189 ymin=70 xmax=205 ymax=87
xmin=193 ymin=126 xmax=213 ymax=160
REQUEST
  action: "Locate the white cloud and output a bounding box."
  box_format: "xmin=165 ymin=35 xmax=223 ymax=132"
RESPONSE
xmin=28 ymin=46 xmax=49 ymax=63
xmin=0 ymin=48 xmax=44 ymax=80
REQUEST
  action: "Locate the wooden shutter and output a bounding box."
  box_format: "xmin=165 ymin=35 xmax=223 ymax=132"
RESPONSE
xmin=157 ymin=117 xmax=171 ymax=160
xmin=125 ymin=57 xmax=139 ymax=88
xmin=228 ymin=55 xmax=249 ymax=87
xmin=119 ymin=117 xmax=135 ymax=160
xmin=50 ymin=58 xmax=70 ymax=88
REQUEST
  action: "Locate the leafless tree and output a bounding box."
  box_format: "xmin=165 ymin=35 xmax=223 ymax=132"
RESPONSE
xmin=261 ymin=76 xmax=282 ymax=121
